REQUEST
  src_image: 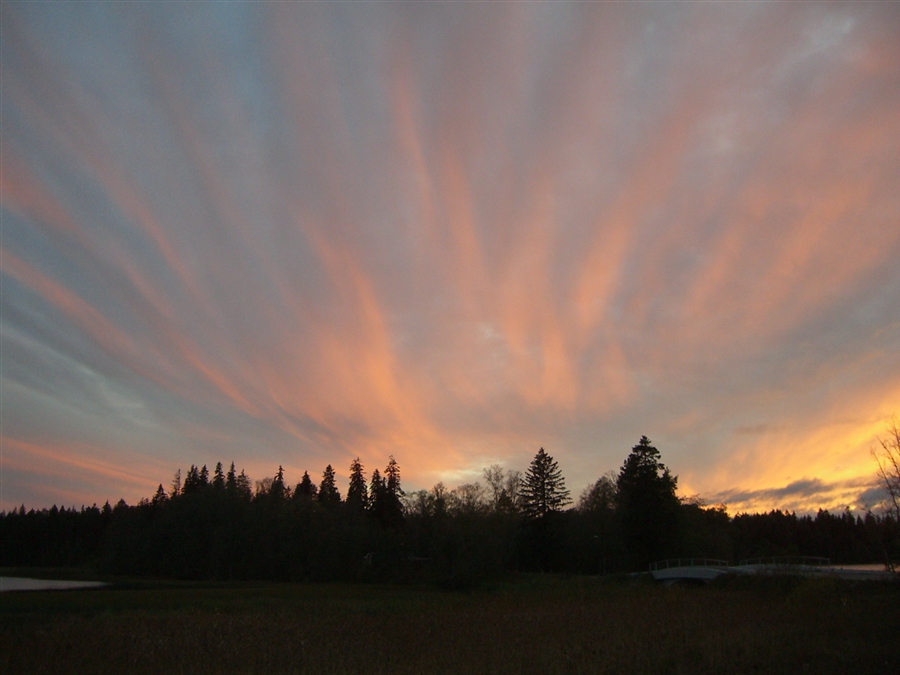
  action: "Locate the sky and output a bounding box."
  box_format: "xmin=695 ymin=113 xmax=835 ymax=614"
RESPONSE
xmin=1 ymin=1 xmax=899 ymax=515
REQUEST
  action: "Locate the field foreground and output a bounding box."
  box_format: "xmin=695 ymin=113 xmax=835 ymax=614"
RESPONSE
xmin=2 ymin=574 xmax=898 ymax=674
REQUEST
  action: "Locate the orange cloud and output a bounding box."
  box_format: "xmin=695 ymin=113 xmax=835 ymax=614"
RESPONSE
xmin=1 ymin=436 xmax=167 ymax=510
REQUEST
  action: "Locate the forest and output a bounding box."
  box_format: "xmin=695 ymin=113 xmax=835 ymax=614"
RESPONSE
xmin=2 ymin=437 xmax=898 ymax=586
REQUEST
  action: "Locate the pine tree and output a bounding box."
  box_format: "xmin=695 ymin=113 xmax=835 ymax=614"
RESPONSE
xmin=347 ymin=457 xmax=368 ymax=511
xmin=520 ymin=448 xmax=571 ymax=520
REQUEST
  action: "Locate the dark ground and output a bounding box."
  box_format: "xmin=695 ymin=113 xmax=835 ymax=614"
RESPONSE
xmin=1 ymin=572 xmax=898 ymax=674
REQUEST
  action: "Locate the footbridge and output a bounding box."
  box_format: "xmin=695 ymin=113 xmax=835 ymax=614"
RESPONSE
xmin=649 ymin=558 xmax=732 ymax=584
xmin=649 ymin=557 xmax=893 ymax=585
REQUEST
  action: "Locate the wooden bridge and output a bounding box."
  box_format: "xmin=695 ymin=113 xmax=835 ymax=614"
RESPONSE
xmin=648 ymin=557 xmax=893 ymax=585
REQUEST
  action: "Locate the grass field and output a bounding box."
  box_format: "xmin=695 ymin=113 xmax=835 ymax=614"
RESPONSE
xmin=2 ymin=573 xmax=897 ymax=674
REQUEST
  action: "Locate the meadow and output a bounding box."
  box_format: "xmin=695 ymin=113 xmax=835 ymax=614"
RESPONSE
xmin=1 ymin=573 xmax=897 ymax=674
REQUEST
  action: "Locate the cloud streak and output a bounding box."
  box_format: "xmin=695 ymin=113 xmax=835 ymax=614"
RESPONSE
xmin=2 ymin=2 xmax=898 ymax=511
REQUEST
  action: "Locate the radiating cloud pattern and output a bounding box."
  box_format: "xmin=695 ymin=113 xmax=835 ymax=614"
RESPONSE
xmin=2 ymin=2 xmax=899 ymax=513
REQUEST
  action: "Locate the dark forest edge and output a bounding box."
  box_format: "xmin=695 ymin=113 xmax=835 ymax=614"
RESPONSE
xmin=3 ymin=435 xmax=898 ymax=587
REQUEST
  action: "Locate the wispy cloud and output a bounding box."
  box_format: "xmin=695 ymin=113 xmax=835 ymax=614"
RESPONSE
xmin=2 ymin=2 xmax=898 ymax=510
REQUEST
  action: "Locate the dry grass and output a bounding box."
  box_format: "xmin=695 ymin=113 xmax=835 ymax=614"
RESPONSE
xmin=2 ymin=575 xmax=897 ymax=674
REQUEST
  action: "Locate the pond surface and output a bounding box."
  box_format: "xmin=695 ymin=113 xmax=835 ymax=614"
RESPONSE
xmin=0 ymin=577 xmax=108 ymax=592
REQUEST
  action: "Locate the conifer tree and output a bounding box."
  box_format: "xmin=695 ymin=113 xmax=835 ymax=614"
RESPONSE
xmin=616 ymin=436 xmax=680 ymax=567
xmin=318 ymin=465 xmax=341 ymax=504
xmin=271 ymin=465 xmax=286 ymax=501
xmin=236 ymin=470 xmax=252 ymax=499
xmin=226 ymin=462 xmax=237 ymax=493
xmin=295 ymin=471 xmax=317 ymax=500
xmin=213 ymin=462 xmax=225 ymax=490
xmin=170 ymin=469 xmax=182 ymax=498
xmin=370 ymin=459 xmax=404 ymax=527
xmin=347 ymin=457 xmax=368 ymax=511
xmin=385 ymin=456 xmax=403 ymax=499
xmin=151 ymin=484 xmax=168 ymax=507
xmin=520 ymin=448 xmax=571 ymax=520
xmin=183 ymin=465 xmax=201 ymax=494
xmin=369 ymin=468 xmax=385 ymax=515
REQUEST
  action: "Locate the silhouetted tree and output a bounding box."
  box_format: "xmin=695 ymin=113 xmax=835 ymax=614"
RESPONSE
xmin=616 ymin=436 xmax=680 ymax=568
xmin=431 ymin=482 xmax=448 ymax=518
xmin=369 ymin=468 xmax=385 ymax=508
xmin=578 ymin=471 xmax=617 ymax=513
xmin=871 ymin=416 xmax=900 ymax=573
xmin=385 ymin=457 xmax=402 ymax=496
xmin=151 ymin=484 xmax=168 ymax=507
xmin=873 ymin=417 xmax=900 ymax=522
xmin=295 ymin=471 xmax=317 ymax=501
xmin=318 ymin=465 xmax=341 ymax=505
xmin=384 ymin=456 xmax=405 ymax=525
xmin=449 ymin=483 xmax=487 ymax=516
xmin=271 ymin=465 xmax=287 ymax=502
xmin=226 ymin=462 xmax=237 ymax=492
xmin=347 ymin=457 xmax=368 ymax=511
xmin=182 ymin=465 xmax=199 ymax=494
xmin=213 ymin=462 xmax=225 ymax=490
xmin=369 ymin=466 xmax=402 ymax=527
xmin=483 ymin=465 xmax=521 ymax=514
xmin=520 ymin=448 xmax=571 ymax=519
xmin=235 ymin=469 xmax=252 ymax=500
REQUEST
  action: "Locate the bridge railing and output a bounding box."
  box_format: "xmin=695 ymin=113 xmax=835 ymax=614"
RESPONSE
xmin=649 ymin=558 xmax=730 ymax=572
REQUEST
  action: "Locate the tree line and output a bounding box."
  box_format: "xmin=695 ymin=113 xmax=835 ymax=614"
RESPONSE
xmin=2 ymin=437 xmax=897 ymax=586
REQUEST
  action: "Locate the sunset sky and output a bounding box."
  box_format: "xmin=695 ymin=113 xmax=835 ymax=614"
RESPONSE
xmin=2 ymin=2 xmax=898 ymax=514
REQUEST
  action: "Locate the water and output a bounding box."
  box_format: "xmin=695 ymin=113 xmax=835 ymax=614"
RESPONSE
xmin=0 ymin=577 xmax=108 ymax=592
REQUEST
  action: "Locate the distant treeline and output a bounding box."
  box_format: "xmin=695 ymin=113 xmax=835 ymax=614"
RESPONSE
xmin=2 ymin=438 xmax=897 ymax=585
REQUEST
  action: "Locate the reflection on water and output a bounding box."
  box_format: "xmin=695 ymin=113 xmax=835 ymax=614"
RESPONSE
xmin=0 ymin=577 xmax=108 ymax=592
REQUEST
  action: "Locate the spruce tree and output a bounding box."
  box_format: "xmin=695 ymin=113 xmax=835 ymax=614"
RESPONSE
xmin=151 ymin=484 xmax=168 ymax=507
xmin=385 ymin=456 xmax=402 ymax=499
xmin=370 ymin=458 xmax=404 ymax=528
xmin=183 ymin=465 xmax=201 ymax=494
xmin=295 ymin=471 xmax=317 ymax=500
xmin=213 ymin=462 xmax=225 ymax=490
xmin=520 ymin=448 xmax=571 ymax=519
xmin=347 ymin=457 xmax=368 ymax=511
xmin=271 ymin=465 xmax=286 ymax=501
xmin=236 ymin=470 xmax=252 ymax=499
xmin=226 ymin=462 xmax=237 ymax=493
xmin=616 ymin=436 xmax=680 ymax=567
xmin=170 ymin=469 xmax=182 ymax=498
xmin=318 ymin=465 xmax=341 ymax=504
xmin=369 ymin=468 xmax=384 ymax=504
